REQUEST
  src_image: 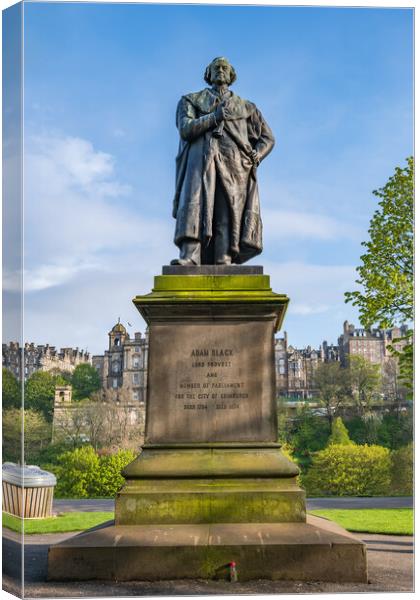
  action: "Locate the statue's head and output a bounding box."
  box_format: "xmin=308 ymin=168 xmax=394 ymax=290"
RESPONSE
xmin=204 ymin=57 xmax=237 ymax=86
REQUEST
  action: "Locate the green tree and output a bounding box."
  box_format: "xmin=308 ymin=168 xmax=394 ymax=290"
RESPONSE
xmin=24 ymin=409 xmax=52 ymax=462
xmin=37 ymin=440 xmax=75 ymax=468
xmin=390 ymin=443 xmax=413 ymax=496
xmin=387 ymin=338 xmax=413 ymax=396
xmin=289 ymin=406 xmax=330 ymax=472
xmin=312 ymin=362 xmax=350 ymax=430
xmin=327 ymin=417 xmax=353 ymax=446
xmin=381 ymin=357 xmax=408 ymax=405
xmin=2 ymin=408 xmax=51 ymax=463
xmin=345 ymin=157 xmax=413 ymax=393
xmin=71 ymin=364 xmax=101 ymax=400
xmin=2 ymin=367 xmax=21 ymax=409
xmin=49 ymin=368 xmax=73 ymax=384
xmin=2 ymin=408 xmax=22 ymax=463
xmin=360 ymin=413 xmax=382 ymax=445
xmin=345 ymin=413 xmax=413 ymax=449
xmin=348 ymin=355 xmax=381 ymax=416
xmin=25 ymin=371 xmax=66 ymax=422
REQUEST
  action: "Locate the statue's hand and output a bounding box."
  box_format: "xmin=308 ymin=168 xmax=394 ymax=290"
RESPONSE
xmin=215 ymin=101 xmax=233 ymax=123
xmin=215 ymin=102 xmax=226 ymax=123
xmin=250 ymin=149 xmax=261 ymax=166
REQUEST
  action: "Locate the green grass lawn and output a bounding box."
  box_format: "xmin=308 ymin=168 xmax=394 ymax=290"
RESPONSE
xmin=310 ymin=508 xmax=413 ymax=535
xmin=3 ymin=508 xmax=413 ymax=536
xmin=2 ymin=511 xmax=114 ymax=534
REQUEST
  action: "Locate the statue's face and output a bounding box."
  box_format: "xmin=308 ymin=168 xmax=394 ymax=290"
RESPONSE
xmin=209 ymin=60 xmax=232 ymax=86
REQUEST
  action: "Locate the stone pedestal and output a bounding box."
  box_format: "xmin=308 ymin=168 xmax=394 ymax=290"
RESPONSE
xmin=48 ymin=267 xmax=367 ymax=582
xmin=116 ymin=266 xmax=304 ymax=526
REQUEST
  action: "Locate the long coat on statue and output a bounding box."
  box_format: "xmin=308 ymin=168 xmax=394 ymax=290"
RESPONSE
xmin=172 ymin=87 xmax=275 ymax=264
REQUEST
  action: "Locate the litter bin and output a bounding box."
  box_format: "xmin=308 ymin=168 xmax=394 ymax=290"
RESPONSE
xmin=2 ymin=463 xmax=57 ymax=518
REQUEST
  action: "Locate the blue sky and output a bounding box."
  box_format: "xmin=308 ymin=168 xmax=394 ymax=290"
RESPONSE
xmin=4 ymin=1 xmax=413 ymax=354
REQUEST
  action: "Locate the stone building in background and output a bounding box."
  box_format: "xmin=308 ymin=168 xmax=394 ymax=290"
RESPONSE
xmin=338 ymin=320 xmax=408 ymax=365
xmin=275 ymin=321 xmax=408 ymax=401
xmin=275 ymin=334 xmax=338 ymax=399
xmin=2 ymin=342 xmax=91 ymax=382
xmin=338 ymin=320 xmax=409 ymax=403
xmin=4 ymin=319 xmax=407 ymax=409
xmin=338 ymin=321 xmax=385 ymax=365
xmin=92 ymin=320 xmax=148 ymax=405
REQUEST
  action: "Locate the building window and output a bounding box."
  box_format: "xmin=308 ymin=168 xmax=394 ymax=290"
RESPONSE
xmin=133 ymin=391 xmax=139 ymax=401
xmin=114 ymin=338 xmax=120 ymax=347
xmin=133 ymin=356 xmax=139 ymax=368
xmin=112 ymin=361 xmax=119 ymax=374
xmin=112 ymin=378 xmax=118 ymax=389
xmin=133 ymin=373 xmax=140 ymax=385
xmin=135 ymin=346 xmax=140 ymax=353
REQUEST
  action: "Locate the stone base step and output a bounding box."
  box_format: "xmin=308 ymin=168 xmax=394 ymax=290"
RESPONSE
xmin=47 ymin=515 xmax=367 ymax=582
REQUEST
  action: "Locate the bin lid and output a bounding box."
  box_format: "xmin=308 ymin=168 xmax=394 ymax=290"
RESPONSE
xmin=2 ymin=463 xmax=57 ymax=487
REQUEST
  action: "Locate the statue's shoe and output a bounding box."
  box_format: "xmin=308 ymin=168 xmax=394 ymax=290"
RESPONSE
xmin=215 ymin=256 xmax=232 ymax=265
xmin=170 ymin=258 xmax=197 ymax=266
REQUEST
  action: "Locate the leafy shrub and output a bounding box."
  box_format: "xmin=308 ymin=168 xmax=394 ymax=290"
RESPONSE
xmin=327 ymin=417 xmax=353 ymax=446
xmin=97 ymin=450 xmax=136 ymax=497
xmin=390 ymin=443 xmax=413 ymax=496
xmin=52 ymin=445 xmax=136 ymax=498
xmin=281 ymin=442 xmax=302 ymax=487
xmin=303 ymin=443 xmax=391 ymax=496
xmin=53 ymin=446 xmax=100 ymax=498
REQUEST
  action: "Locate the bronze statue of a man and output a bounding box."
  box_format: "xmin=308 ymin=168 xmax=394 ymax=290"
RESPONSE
xmin=171 ymin=57 xmax=275 ymax=266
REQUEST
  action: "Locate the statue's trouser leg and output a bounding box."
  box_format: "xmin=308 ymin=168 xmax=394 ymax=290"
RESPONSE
xmin=180 ymin=239 xmax=201 ymax=265
xmin=213 ymin=184 xmax=231 ymax=265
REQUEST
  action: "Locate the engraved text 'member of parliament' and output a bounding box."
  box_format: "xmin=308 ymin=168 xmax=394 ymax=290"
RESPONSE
xmin=171 ymin=57 xmax=275 ymax=266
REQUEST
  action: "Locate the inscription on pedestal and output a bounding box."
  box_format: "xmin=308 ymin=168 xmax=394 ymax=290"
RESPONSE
xmin=177 ymin=347 xmax=245 ymax=412
xmin=146 ymin=322 xmax=277 ymax=443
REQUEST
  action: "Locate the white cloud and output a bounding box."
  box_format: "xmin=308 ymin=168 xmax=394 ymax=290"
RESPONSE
xmin=9 ymin=131 xmax=177 ymax=351
xmin=26 ymin=134 xmax=132 ymax=199
xmin=32 ymin=135 xmax=115 ymax=187
xmin=23 ymin=260 xmax=100 ymax=292
xmin=16 ymin=132 xmax=172 ymax=294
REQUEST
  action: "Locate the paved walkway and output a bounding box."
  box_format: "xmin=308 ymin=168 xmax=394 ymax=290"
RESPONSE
xmin=53 ymin=496 xmax=413 ymax=513
xmin=2 ymin=528 xmax=414 ymax=595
